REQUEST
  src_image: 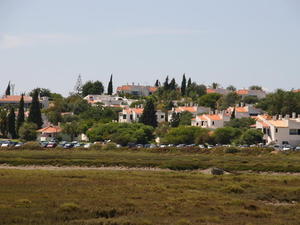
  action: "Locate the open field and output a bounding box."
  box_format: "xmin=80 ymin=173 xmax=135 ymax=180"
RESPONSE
xmin=1 ymin=148 xmax=300 ymax=172
xmin=0 ymin=169 xmax=300 ymax=225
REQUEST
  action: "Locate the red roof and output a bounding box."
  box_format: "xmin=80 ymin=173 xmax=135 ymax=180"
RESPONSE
xmin=205 ymin=114 xmax=222 ymax=121
xmin=37 ymin=126 xmax=62 ymax=133
xmin=206 ymin=88 xmax=217 ymax=94
xmin=0 ymin=95 xmax=32 ymax=103
xmin=124 ymin=108 xmax=144 ymax=114
xmin=236 ymin=107 xmax=248 ymax=113
xmin=175 ymin=106 xmax=197 ymax=113
xmin=236 ymin=89 xmax=249 ymax=95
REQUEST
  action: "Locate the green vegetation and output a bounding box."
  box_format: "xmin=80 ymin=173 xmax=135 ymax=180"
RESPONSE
xmin=2 ymin=148 xmax=300 ymax=172
xmin=81 ymin=80 xmax=104 ymax=97
xmin=28 ymin=89 xmax=43 ymax=128
xmin=1 ymin=169 xmax=300 ymax=225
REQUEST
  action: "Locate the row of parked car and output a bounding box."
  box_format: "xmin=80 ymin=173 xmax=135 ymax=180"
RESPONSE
xmin=0 ymin=140 xmax=23 ymax=148
xmin=40 ymin=141 xmax=92 ymax=149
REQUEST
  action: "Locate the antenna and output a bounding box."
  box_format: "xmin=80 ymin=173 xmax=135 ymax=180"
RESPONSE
xmin=74 ymin=74 xmax=83 ymax=95
xmin=11 ymin=83 xmax=15 ymax=95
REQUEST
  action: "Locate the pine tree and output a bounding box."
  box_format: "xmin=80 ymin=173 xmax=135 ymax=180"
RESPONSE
xmin=107 ymin=74 xmax=113 ymax=95
xmin=170 ymin=112 xmax=180 ymax=127
xmin=16 ymin=94 xmax=25 ymax=135
xmin=181 ymin=74 xmax=186 ymax=96
xmin=140 ymin=99 xmax=157 ymax=127
xmin=5 ymin=81 xmax=10 ymax=96
xmin=231 ymin=107 xmax=236 ymax=120
xmin=0 ymin=108 xmax=7 ymax=137
xmin=28 ymin=90 xmax=43 ymax=128
xmin=187 ymin=78 xmax=192 ymax=88
xmin=163 ymin=76 xmax=169 ymax=90
xmin=7 ymin=107 xmax=16 ymax=139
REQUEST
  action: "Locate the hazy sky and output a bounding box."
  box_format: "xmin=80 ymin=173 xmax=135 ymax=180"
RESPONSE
xmin=0 ymin=0 xmax=300 ymax=96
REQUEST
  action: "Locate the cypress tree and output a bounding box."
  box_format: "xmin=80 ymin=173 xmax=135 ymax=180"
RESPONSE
xmin=231 ymin=107 xmax=236 ymax=120
xmin=163 ymin=76 xmax=169 ymax=90
xmin=107 ymin=74 xmax=113 ymax=95
xmin=16 ymin=94 xmax=25 ymax=135
xmin=187 ymin=78 xmax=192 ymax=88
xmin=140 ymin=99 xmax=157 ymax=127
xmin=169 ymin=78 xmax=176 ymax=90
xmin=28 ymin=90 xmax=43 ymax=128
xmin=181 ymin=74 xmax=186 ymax=96
xmin=5 ymin=81 xmax=10 ymax=96
xmin=7 ymin=107 xmax=17 ymax=139
xmin=154 ymin=79 xmax=160 ymax=87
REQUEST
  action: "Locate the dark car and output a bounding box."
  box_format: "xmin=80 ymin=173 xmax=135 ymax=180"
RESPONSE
xmin=63 ymin=143 xmax=74 ymax=149
xmin=46 ymin=142 xmax=57 ymax=148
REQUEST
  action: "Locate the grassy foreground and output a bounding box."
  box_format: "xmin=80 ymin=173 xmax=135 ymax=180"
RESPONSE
xmin=0 ymin=169 xmax=300 ymax=225
xmin=1 ymin=148 xmax=300 ymax=172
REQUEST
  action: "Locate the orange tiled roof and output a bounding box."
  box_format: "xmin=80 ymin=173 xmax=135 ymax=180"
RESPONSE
xmin=197 ymin=115 xmax=207 ymax=120
xmin=0 ymin=95 xmax=32 ymax=103
xmin=293 ymin=89 xmax=300 ymax=93
xmin=37 ymin=126 xmax=62 ymax=133
xmin=206 ymin=114 xmax=222 ymax=120
xmin=175 ymin=106 xmax=197 ymax=113
xmin=268 ymin=120 xmax=288 ymax=128
xmin=257 ymin=120 xmax=270 ymax=128
xmin=236 ymin=89 xmax=249 ymax=95
xmin=206 ymin=88 xmax=216 ymax=94
xmin=124 ymin=108 xmax=144 ymax=114
xmin=148 ymin=87 xmax=158 ymax=92
xmin=236 ymin=107 xmax=248 ymax=113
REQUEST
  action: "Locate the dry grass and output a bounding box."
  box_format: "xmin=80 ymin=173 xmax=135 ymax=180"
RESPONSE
xmin=0 ymin=169 xmax=300 ymax=225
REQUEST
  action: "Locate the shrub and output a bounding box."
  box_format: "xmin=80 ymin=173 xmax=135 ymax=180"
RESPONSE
xmin=223 ymin=185 xmax=245 ymax=194
xmin=22 ymin=141 xmax=41 ymax=150
xmin=59 ymin=202 xmax=80 ymax=213
xmin=90 ymin=143 xmax=102 ymax=150
xmin=102 ymin=142 xmax=118 ymax=150
xmin=18 ymin=122 xmax=37 ymax=141
xmin=224 ymin=147 xmax=240 ymax=153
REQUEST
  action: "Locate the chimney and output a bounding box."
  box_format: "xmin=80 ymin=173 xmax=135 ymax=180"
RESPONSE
xmin=292 ymin=112 xmax=296 ymax=119
xmin=285 ymin=114 xmax=290 ymax=119
xmin=278 ymin=115 xmax=282 ymax=120
xmin=272 ymin=115 xmax=277 ymax=120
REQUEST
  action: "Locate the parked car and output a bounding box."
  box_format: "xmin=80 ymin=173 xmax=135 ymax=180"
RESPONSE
xmin=84 ymin=143 xmax=92 ymax=149
xmin=1 ymin=141 xmax=10 ymax=147
xmin=14 ymin=142 xmax=23 ymax=148
xmin=40 ymin=142 xmax=48 ymax=148
xmin=176 ymin=144 xmax=185 ymax=148
xmin=46 ymin=142 xmax=57 ymax=148
xmin=294 ymin=146 xmax=300 ymax=151
xmin=64 ymin=143 xmax=74 ymax=149
xmin=168 ymin=144 xmax=175 ymax=147
xmin=282 ymin=145 xmax=293 ymax=151
xmin=136 ymin=144 xmax=143 ymax=148
xmin=198 ymin=145 xmax=205 ymax=149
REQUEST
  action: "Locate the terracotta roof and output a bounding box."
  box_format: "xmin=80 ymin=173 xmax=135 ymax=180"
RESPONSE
xmin=0 ymin=95 xmax=32 ymax=103
xmin=236 ymin=89 xmax=249 ymax=95
xmin=206 ymin=114 xmax=222 ymax=121
xmin=293 ymin=89 xmax=300 ymax=93
xmin=175 ymin=106 xmax=197 ymax=113
xmin=37 ymin=126 xmax=62 ymax=133
xmin=257 ymin=120 xmax=270 ymax=128
xmin=116 ymin=85 xmax=157 ymax=93
xmin=206 ymin=88 xmax=216 ymax=94
xmin=148 ymin=87 xmax=158 ymax=92
xmin=124 ymin=108 xmax=144 ymax=114
xmin=197 ymin=115 xmax=208 ymax=121
xmin=268 ymin=120 xmax=288 ymax=128
xmin=236 ymin=107 xmax=248 ymax=113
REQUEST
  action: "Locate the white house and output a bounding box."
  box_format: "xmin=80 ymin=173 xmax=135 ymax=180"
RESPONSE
xmin=236 ymin=89 xmax=267 ymax=99
xmin=228 ymin=105 xmax=263 ymax=119
xmin=116 ymin=84 xmax=157 ymax=97
xmin=83 ymin=95 xmax=135 ymax=107
xmin=168 ymin=106 xmax=210 ymax=122
xmin=119 ymin=108 xmax=166 ymax=123
xmin=191 ymin=112 xmax=231 ymax=129
xmin=255 ymin=113 xmax=300 ymax=147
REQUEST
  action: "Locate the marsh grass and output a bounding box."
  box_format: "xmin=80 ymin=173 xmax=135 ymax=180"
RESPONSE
xmin=0 ymin=169 xmax=300 ymax=224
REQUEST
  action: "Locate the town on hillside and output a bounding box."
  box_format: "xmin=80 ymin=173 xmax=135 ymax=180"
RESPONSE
xmin=1 ymin=75 xmax=300 ymax=150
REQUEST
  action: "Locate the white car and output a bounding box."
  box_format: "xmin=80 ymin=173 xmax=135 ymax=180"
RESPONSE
xmin=84 ymin=143 xmax=91 ymax=149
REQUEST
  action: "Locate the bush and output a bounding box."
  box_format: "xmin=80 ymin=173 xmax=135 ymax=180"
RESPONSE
xmin=223 ymin=185 xmax=245 ymax=194
xmin=18 ymin=122 xmax=37 ymax=141
xmin=59 ymin=203 xmax=80 ymax=213
xmin=22 ymin=142 xmax=42 ymax=150
xmin=102 ymin=142 xmax=118 ymax=150
xmin=224 ymin=147 xmax=240 ymax=153
xmin=90 ymin=143 xmax=102 ymax=150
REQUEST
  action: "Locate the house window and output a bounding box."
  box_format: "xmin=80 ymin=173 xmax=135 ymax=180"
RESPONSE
xmin=212 ymin=121 xmax=215 ymax=125
xmin=289 ymin=129 xmax=298 ymax=135
xmin=123 ymin=115 xmax=126 ymax=119
xmin=130 ymin=115 xmax=133 ymax=120
xmin=161 ymin=115 xmax=164 ymax=119
xmin=275 ymin=128 xmax=278 ymax=133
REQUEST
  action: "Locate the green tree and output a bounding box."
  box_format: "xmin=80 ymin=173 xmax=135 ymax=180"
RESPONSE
xmin=19 ymin=122 xmax=37 ymax=141
xmin=107 ymin=74 xmax=113 ymax=95
xmin=16 ymin=94 xmax=25 ymax=135
xmin=140 ymin=99 xmax=157 ymax=127
xmin=225 ymin=117 xmax=256 ymax=129
xmin=226 ymin=85 xmax=236 ymax=91
xmin=239 ymin=129 xmax=263 ymax=145
xmin=179 ymin=111 xmax=193 ymax=126
xmin=82 ymin=81 xmax=104 ymax=97
xmin=212 ymin=82 xmax=219 ymax=89
xmin=249 ymin=85 xmax=262 ymax=90
xmin=181 ymin=74 xmax=186 ymax=96
xmin=28 ymin=90 xmax=43 ymax=128
xmin=187 ymin=78 xmax=192 ymax=88
xmin=155 ymin=79 xmax=160 ymax=87
xmin=198 ymin=93 xmax=222 ymax=110
xmin=218 ymin=92 xmax=241 ymax=110
xmin=46 ymin=111 xmax=62 ymax=125
xmin=243 ymin=95 xmax=259 ymax=104
xmin=7 ymin=107 xmax=17 ymax=139
xmin=170 ymin=112 xmax=180 ymax=127
xmin=62 ymin=121 xmax=80 ymax=141
xmin=169 ymin=78 xmax=177 ymax=90
xmin=0 ymin=108 xmax=7 ymax=137
xmin=5 ymin=81 xmax=10 ymax=96
xmin=29 ymin=88 xmax=51 ymax=97
xmin=163 ymin=76 xmax=169 ymax=90
xmin=213 ymin=127 xmax=241 ymax=144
